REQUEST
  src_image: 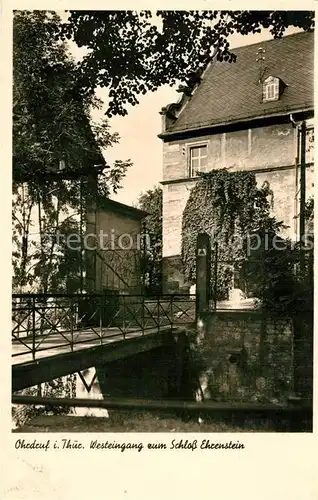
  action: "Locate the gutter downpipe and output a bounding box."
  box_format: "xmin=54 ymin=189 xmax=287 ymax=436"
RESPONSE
xmin=290 ymin=114 xmax=300 ymax=239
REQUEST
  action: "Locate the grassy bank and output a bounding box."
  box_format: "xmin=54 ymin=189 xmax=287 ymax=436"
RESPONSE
xmin=13 ymin=409 xmax=296 ymax=432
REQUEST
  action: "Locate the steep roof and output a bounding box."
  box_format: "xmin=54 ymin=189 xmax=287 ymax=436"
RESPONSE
xmin=164 ymin=31 xmax=314 ymax=135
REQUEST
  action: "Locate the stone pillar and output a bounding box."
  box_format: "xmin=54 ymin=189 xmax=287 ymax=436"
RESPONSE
xmin=196 ymin=233 xmax=211 ymax=317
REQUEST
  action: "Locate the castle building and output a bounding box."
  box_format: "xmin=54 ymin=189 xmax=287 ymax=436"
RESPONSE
xmin=159 ymin=31 xmax=314 ymax=293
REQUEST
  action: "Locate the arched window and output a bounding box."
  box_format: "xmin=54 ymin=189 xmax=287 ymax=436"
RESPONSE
xmin=262 ymin=76 xmax=280 ymax=102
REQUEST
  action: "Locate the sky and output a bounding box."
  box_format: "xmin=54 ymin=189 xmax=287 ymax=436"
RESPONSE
xmin=71 ymin=24 xmax=300 ymax=207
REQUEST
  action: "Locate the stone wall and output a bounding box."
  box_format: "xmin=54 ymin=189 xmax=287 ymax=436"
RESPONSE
xmin=195 ymin=310 xmax=294 ymax=403
xmin=95 ymin=309 xmax=312 ymax=405
xmin=161 ymin=122 xmax=314 ymax=292
xmin=162 ymin=123 xmax=297 ymax=181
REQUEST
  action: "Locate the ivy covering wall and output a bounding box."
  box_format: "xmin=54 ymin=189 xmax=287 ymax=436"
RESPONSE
xmin=181 ymin=169 xmax=282 ymax=300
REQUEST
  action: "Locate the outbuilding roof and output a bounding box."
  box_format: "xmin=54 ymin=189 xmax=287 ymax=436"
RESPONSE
xmin=96 ymin=196 xmax=148 ymax=220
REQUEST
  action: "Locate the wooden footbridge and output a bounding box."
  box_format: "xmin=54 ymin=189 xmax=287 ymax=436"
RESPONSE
xmin=12 ymin=293 xmax=196 ymax=392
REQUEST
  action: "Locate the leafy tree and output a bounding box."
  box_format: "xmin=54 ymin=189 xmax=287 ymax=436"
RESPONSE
xmin=244 ymin=232 xmax=297 ymax=313
xmin=59 ymin=10 xmax=314 ymax=117
xmin=13 ymin=11 xmax=132 ymax=292
xmin=12 ymin=11 xmax=134 ymax=427
xmin=244 ymin=231 xmax=313 ymax=317
xmin=304 ymin=196 xmax=314 ymax=232
xmin=138 ymin=186 xmax=163 ymax=295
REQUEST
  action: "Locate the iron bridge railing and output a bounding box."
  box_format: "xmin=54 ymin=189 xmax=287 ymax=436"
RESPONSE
xmin=12 ymin=293 xmax=196 ymax=361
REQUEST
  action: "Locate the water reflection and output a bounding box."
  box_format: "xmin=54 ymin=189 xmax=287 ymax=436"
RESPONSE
xmin=74 ymin=368 xmax=109 ymax=418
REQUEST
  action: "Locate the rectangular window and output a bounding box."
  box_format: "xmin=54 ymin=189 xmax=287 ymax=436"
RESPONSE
xmin=189 ymin=145 xmax=207 ymax=177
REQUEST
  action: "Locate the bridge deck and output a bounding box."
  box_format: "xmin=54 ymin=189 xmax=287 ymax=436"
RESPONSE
xmin=12 ymin=325 xmax=176 ymax=392
xmin=12 ymin=293 xmax=196 ymax=392
xmin=12 ymin=325 xmax=172 ymax=365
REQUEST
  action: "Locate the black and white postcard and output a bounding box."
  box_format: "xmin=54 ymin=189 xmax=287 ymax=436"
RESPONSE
xmin=2 ymin=3 xmax=316 ymax=499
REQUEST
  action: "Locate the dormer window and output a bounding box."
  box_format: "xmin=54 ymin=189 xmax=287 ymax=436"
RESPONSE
xmin=262 ymin=76 xmax=280 ymax=102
